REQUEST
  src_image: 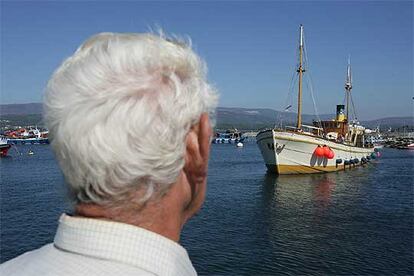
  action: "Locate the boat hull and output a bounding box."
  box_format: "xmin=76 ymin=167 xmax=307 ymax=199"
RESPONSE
xmin=7 ymin=138 xmax=49 ymax=145
xmin=257 ymin=129 xmax=376 ymax=175
xmin=0 ymin=144 xmax=11 ymax=157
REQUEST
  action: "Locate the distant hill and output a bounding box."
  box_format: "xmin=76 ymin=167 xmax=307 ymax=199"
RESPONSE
xmin=360 ymin=117 xmax=414 ymax=130
xmin=0 ymin=103 xmax=45 ymax=129
xmin=215 ymin=107 xmax=333 ymax=130
xmin=216 ymin=107 xmax=413 ymax=131
xmin=0 ymin=103 xmax=43 ymax=115
xmin=0 ymin=103 xmax=412 ymax=131
xmin=0 ymin=114 xmax=43 ymax=129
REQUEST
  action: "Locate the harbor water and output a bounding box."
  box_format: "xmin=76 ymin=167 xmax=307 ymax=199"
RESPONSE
xmin=1 ymin=144 xmax=413 ymax=275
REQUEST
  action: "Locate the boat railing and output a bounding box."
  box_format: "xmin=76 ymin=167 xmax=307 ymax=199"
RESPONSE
xmin=302 ymin=124 xmax=323 ymax=130
xmin=284 ymin=125 xmax=323 ymax=137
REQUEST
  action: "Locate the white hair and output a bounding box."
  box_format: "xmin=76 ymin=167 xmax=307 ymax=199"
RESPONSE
xmin=44 ymin=32 xmax=218 ymax=206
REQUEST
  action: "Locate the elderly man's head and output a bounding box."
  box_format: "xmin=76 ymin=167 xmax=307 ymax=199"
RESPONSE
xmin=44 ymin=33 xmax=217 ymax=225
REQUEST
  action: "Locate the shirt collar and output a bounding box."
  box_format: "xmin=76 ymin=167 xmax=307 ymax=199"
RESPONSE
xmin=54 ymin=214 xmax=196 ymax=276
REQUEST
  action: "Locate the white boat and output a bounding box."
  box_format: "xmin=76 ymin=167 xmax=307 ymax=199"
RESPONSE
xmin=212 ymin=129 xmax=244 ymax=144
xmin=5 ymin=127 xmax=49 ymax=145
xmin=365 ymin=127 xmax=385 ymax=149
xmin=256 ymin=25 xmax=376 ymax=175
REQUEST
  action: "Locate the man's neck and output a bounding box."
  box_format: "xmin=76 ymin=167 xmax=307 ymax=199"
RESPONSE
xmin=75 ymin=175 xmax=190 ymax=242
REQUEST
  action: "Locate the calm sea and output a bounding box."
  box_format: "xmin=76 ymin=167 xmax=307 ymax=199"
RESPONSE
xmin=1 ymin=143 xmax=413 ymax=275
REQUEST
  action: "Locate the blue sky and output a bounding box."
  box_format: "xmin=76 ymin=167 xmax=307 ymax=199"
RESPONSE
xmin=1 ymin=1 xmax=412 ymax=120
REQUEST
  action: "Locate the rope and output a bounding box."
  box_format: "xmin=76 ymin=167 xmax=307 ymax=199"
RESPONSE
xmin=276 ymin=52 xmax=299 ymax=129
xmin=303 ymin=32 xmax=323 ymax=130
xmin=350 ymin=93 xmax=358 ymax=121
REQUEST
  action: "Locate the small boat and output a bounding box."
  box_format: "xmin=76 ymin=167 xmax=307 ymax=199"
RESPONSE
xmin=5 ymin=127 xmax=49 ymax=145
xmin=256 ymin=25 xmax=375 ymax=175
xmin=0 ymin=137 xmax=11 ymax=157
xmin=28 ymin=149 xmax=34 ymax=155
xmin=365 ymin=127 xmax=385 ymax=149
xmin=212 ymin=129 xmax=245 ymax=144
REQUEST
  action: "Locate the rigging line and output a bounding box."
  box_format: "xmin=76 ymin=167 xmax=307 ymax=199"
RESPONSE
xmin=276 ymin=41 xmax=300 ymax=128
xmin=12 ymin=144 xmax=21 ymax=156
xmin=286 ymin=72 xmax=298 ymax=110
xmin=302 ymin=31 xmax=322 ymax=128
xmin=350 ymin=94 xmax=358 ymax=121
xmin=277 ymin=59 xmax=299 ymax=128
xmin=286 ymin=69 xmax=298 ymax=106
xmin=304 ymin=74 xmax=322 ymax=128
xmin=282 ymin=70 xmax=297 ymax=111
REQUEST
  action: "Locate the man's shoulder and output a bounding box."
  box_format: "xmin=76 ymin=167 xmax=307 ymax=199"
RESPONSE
xmin=0 ymin=243 xmax=155 ymax=276
xmin=1 ymin=244 xmax=57 ymax=276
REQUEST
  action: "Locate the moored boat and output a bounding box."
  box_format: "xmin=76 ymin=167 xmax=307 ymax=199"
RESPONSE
xmin=4 ymin=127 xmax=49 ymax=145
xmin=365 ymin=127 xmax=385 ymax=149
xmin=0 ymin=138 xmax=11 ymax=157
xmin=212 ymin=129 xmax=245 ymax=144
xmin=256 ymin=25 xmax=376 ymax=174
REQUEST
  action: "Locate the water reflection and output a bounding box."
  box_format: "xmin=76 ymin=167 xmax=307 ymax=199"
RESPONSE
xmin=261 ymin=173 xmax=337 ymax=214
xmin=313 ymin=176 xmax=335 ymax=210
xmin=260 ymin=173 xmax=343 ymax=253
xmin=258 ymin=173 xmax=340 ymax=272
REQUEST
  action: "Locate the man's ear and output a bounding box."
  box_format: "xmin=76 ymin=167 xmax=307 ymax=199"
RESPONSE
xmin=184 ymin=113 xmax=212 ymax=192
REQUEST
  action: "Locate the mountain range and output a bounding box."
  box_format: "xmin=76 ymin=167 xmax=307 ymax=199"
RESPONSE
xmin=1 ymin=103 xmax=412 ymax=131
xmin=215 ymin=107 xmax=413 ymax=130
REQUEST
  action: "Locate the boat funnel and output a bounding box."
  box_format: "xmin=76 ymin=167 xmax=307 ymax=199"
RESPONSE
xmin=336 ymin=105 xmax=346 ymax=122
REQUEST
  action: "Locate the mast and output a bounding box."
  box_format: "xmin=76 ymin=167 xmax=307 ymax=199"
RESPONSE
xmin=296 ymin=24 xmax=305 ymax=129
xmin=345 ymin=56 xmax=352 ymax=122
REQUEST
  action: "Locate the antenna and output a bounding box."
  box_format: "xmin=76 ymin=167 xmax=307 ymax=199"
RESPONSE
xmin=345 ymin=55 xmax=352 ymax=121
